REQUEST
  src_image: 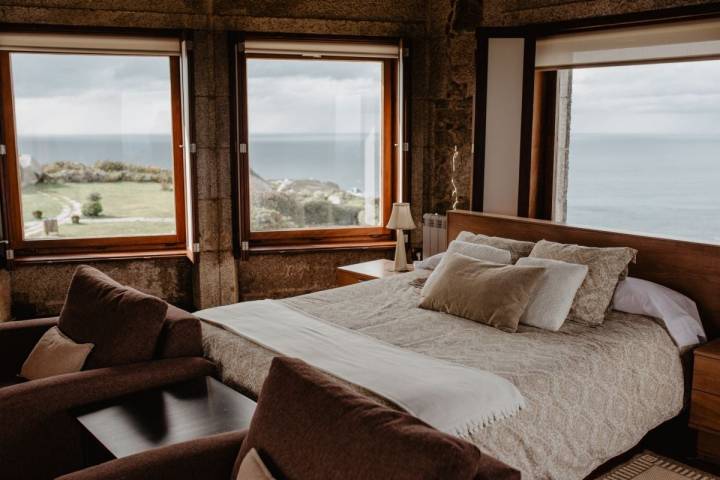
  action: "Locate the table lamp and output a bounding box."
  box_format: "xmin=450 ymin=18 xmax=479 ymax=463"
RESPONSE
xmin=386 ymin=202 xmax=416 ymax=272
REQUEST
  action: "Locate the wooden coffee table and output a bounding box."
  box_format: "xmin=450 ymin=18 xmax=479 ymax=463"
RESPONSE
xmin=75 ymin=376 xmax=256 ymax=459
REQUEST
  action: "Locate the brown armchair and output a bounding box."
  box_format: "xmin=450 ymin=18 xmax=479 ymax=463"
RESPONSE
xmin=57 ymin=357 xmax=520 ymax=480
xmin=0 ymin=305 xmax=214 ymax=480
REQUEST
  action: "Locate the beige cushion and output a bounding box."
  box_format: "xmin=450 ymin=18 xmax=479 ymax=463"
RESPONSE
xmin=529 ymin=240 xmax=637 ymax=326
xmin=457 ymin=231 xmax=535 ymax=263
xmin=236 ymin=448 xmax=275 ymax=480
xmin=420 ymin=253 xmax=545 ymax=333
xmin=516 ymin=257 xmax=589 ymax=331
xmin=20 ymin=326 xmax=94 ymax=380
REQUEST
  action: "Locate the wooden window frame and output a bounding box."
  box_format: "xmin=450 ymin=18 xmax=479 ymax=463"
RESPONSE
xmin=234 ymin=40 xmax=400 ymax=251
xmin=0 ymin=49 xmax=187 ymax=258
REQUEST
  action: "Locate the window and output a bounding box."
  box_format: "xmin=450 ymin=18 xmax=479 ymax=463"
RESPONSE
xmin=0 ymin=33 xmax=187 ymax=256
xmin=532 ymin=18 xmax=720 ymax=244
xmin=563 ymin=61 xmax=720 ymax=244
xmin=236 ymin=39 xmax=402 ymax=248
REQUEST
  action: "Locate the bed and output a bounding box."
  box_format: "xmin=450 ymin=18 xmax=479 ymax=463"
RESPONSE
xmin=201 ymin=211 xmax=720 ymax=480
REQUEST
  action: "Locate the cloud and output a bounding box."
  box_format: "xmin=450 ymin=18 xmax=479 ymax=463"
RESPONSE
xmin=11 ymin=53 xmax=172 ymax=135
xmin=571 ymin=59 xmax=720 ymax=134
xmin=246 ymin=59 xmax=382 ymax=135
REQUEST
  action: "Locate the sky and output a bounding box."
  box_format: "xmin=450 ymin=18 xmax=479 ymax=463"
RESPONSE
xmin=246 ymin=58 xmax=382 ymax=135
xmin=11 ymin=53 xmax=173 ymax=136
xmin=571 ymin=59 xmax=720 ymax=135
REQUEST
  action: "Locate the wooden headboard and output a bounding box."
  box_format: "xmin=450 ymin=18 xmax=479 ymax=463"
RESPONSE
xmin=447 ymin=210 xmax=720 ymax=337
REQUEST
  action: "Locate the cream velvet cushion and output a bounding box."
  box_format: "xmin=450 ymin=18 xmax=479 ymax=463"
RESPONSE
xmin=529 ymin=240 xmax=637 ymax=326
xmin=457 ymin=231 xmax=535 ymax=263
xmin=516 ymin=257 xmax=589 ymax=331
xmin=20 ymin=326 xmax=94 ymax=380
xmin=420 ymin=253 xmax=545 ymax=333
xmin=236 ymin=448 xmax=275 ymax=480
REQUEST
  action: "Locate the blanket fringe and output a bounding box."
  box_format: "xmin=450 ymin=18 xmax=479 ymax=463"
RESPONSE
xmin=454 ymin=401 xmax=525 ymax=438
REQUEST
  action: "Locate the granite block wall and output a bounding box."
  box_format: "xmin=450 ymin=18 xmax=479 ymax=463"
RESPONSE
xmin=1 ymin=0 xmax=715 ymax=316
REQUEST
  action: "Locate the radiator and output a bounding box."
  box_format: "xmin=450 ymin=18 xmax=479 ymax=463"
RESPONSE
xmin=422 ymin=214 xmax=448 ymax=259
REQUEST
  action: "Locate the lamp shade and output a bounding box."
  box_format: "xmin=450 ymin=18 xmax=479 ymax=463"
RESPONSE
xmin=386 ymin=203 xmax=416 ymax=230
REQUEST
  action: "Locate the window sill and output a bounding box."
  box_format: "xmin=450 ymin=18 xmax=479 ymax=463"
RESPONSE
xmin=12 ymin=248 xmax=189 ymax=266
xmin=249 ymin=240 xmax=397 ymax=255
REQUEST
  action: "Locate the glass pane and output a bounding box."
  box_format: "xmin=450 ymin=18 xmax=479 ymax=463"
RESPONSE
xmin=246 ymin=58 xmax=383 ymax=232
xmin=564 ymin=60 xmax=720 ymax=244
xmin=11 ymin=53 xmax=176 ymax=240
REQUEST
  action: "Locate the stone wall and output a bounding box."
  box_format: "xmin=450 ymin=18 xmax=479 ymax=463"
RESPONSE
xmin=0 ymin=0 xmax=422 ymax=316
xmin=1 ymin=0 xmax=716 ymax=315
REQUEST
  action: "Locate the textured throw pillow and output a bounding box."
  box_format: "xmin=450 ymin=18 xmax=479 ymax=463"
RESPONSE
xmin=234 ymin=357 xmax=519 ymax=480
xmin=236 ymin=448 xmax=275 ymax=480
xmin=416 ymin=240 xmax=511 ymax=270
xmin=58 ymin=265 xmax=168 ymax=369
xmin=516 ymin=257 xmax=589 ymax=331
xmin=457 ymin=231 xmax=535 ymax=263
xmin=20 ymin=326 xmax=94 ymax=380
xmin=529 ymin=240 xmax=637 ymax=326
xmin=420 ymin=253 xmax=545 ymax=333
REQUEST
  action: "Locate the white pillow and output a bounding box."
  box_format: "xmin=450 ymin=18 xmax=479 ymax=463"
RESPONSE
xmin=413 ymin=240 xmax=511 ymax=270
xmin=516 ymin=257 xmax=588 ymax=331
xmin=613 ymin=277 xmax=706 ymax=349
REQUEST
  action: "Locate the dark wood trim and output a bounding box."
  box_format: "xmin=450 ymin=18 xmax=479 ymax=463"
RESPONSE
xmin=400 ymin=39 xmax=411 ymax=204
xmin=471 ymin=34 xmax=488 ymax=212
xmin=250 ymin=240 xmax=396 ymax=254
xmin=447 ymin=210 xmax=720 ymax=337
xmin=232 ymin=35 xmax=401 ymax=252
xmin=516 ymin=36 xmax=536 ymax=218
xmin=12 ymin=248 xmax=188 ymax=265
xmin=169 ymin=56 xmax=188 ymax=248
xmin=0 ymin=47 xmax=189 ymax=257
xmin=528 ymin=70 xmax=557 ymax=220
xmin=0 ymin=52 xmax=9 ymax=269
xmin=528 ymin=2 xmax=720 ymax=37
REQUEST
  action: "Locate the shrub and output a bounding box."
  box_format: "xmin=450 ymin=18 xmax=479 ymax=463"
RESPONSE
xmin=82 ymin=192 xmax=103 ymax=217
xmin=251 ymin=207 xmax=296 ymax=231
xmin=303 ymin=199 xmax=333 ymax=226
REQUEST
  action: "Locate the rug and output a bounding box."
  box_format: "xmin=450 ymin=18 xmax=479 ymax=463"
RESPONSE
xmin=599 ymin=452 xmax=719 ymax=480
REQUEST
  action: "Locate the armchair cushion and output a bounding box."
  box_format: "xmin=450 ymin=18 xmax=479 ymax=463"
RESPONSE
xmin=20 ymin=326 xmax=94 ymax=380
xmin=58 ymin=265 xmax=168 ymax=369
xmin=156 ymin=304 xmax=203 ymax=359
xmin=235 ymin=357 xmax=520 ymax=480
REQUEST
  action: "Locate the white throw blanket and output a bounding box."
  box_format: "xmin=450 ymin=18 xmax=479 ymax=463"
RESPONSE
xmin=196 ymin=300 xmax=525 ymax=436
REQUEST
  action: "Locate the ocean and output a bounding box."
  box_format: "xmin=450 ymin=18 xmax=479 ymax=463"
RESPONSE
xmin=16 ymin=132 xmax=720 ymax=244
xmin=567 ymin=133 xmax=720 ymax=244
xmin=18 ymin=134 xmax=174 ymax=169
xmin=18 ymin=133 xmax=380 ymax=193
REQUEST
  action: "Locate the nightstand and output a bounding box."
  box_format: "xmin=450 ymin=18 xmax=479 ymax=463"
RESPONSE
xmin=336 ymin=259 xmax=414 ymax=287
xmin=690 ymin=339 xmax=720 ymax=463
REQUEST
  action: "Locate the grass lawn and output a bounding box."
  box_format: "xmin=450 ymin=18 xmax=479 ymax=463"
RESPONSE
xmin=21 ymin=184 xmax=65 ymax=220
xmin=22 ymin=181 xmax=177 ymax=239
xmin=23 ymin=182 xmax=175 ymax=220
xmin=56 ymin=221 xmax=175 ymax=238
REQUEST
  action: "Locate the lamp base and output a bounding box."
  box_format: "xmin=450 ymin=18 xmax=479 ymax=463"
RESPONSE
xmin=391 ymin=229 xmax=409 ymax=272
